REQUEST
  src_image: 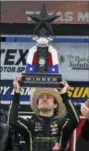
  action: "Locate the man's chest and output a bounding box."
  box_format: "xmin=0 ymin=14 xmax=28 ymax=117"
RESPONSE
xmin=32 ymin=120 xmax=62 ymax=138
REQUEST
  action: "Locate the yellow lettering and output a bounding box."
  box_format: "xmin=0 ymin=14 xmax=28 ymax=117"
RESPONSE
xmin=82 ymin=88 xmax=89 ymax=97
xmin=68 ymin=87 xmax=89 ymax=98
xmin=73 ymin=87 xmax=84 ymax=98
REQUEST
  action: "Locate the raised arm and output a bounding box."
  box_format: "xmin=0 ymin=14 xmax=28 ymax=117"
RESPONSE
xmin=59 ymin=81 xmax=80 ymax=124
xmin=8 ymin=77 xmax=33 ymax=134
xmin=8 ymin=77 xmax=21 ymax=126
xmin=58 ymin=81 xmax=80 ymax=150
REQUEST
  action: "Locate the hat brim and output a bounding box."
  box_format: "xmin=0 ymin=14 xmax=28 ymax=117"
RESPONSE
xmin=30 ymin=88 xmax=67 ymax=119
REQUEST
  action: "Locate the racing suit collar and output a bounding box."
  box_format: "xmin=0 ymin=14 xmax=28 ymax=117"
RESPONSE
xmin=39 ymin=115 xmax=54 ymax=120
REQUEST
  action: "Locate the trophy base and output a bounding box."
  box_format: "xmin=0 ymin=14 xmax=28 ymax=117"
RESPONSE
xmin=22 ymin=73 xmax=62 ymax=88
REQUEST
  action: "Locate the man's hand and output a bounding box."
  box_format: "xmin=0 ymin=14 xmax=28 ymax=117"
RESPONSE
xmin=81 ymin=99 xmax=89 ymax=119
xmin=13 ymin=76 xmax=22 ymax=93
xmin=59 ymin=81 xmax=70 ymax=94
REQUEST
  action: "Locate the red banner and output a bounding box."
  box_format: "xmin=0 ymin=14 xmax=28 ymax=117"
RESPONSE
xmin=1 ymin=1 xmax=89 ymax=24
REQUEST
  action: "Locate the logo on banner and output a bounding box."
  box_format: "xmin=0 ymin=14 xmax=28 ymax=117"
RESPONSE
xmin=0 ymin=80 xmax=89 ymax=103
xmin=0 ymin=49 xmax=29 ymax=74
xmin=68 ymin=87 xmax=89 ymax=98
xmin=0 ymin=86 xmax=31 ymax=96
xmin=0 ymin=86 xmax=87 ymax=98
xmin=60 ymin=55 xmax=89 ymax=70
xmin=26 ymin=11 xmax=89 ymax=23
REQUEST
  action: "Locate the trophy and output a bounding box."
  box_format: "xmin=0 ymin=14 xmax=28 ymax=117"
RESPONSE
xmin=22 ymin=5 xmax=62 ymax=88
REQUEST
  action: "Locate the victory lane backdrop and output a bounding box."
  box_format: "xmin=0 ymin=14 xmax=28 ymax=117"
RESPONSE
xmin=0 ymin=36 xmax=89 ymax=108
xmin=1 ymin=36 xmax=89 ymax=81
xmin=0 ymin=79 xmax=89 ymax=104
xmin=0 ymin=36 xmax=89 ymax=151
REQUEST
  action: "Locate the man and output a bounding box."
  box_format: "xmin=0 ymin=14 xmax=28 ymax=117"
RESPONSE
xmin=0 ymin=109 xmax=9 ymax=151
xmin=81 ymin=99 xmax=89 ymax=140
xmin=69 ymin=99 xmax=89 ymax=151
xmin=0 ymin=109 xmax=13 ymax=151
xmin=8 ymin=77 xmax=79 ymax=151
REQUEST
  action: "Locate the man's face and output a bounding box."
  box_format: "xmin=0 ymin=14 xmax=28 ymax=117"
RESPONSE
xmin=37 ymin=93 xmax=57 ymax=112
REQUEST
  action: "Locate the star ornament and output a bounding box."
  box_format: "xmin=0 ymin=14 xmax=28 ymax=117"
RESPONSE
xmin=28 ymin=4 xmax=59 ymax=36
